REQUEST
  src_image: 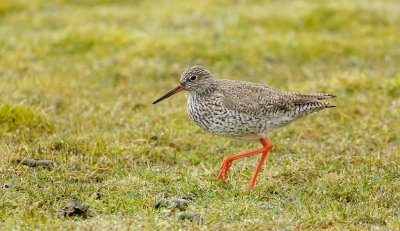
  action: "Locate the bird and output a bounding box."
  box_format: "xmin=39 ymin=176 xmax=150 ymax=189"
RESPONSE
xmin=152 ymin=65 xmax=335 ymax=189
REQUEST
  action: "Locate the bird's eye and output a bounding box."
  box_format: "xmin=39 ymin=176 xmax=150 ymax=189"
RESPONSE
xmin=189 ymin=75 xmax=198 ymax=81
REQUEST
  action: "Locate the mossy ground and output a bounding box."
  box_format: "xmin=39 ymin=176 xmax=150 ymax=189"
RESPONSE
xmin=1 ymin=0 xmax=399 ymax=230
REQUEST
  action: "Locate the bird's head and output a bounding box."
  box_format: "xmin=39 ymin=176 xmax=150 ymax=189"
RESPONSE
xmin=179 ymin=65 xmax=213 ymax=92
xmin=152 ymin=65 xmax=215 ymax=104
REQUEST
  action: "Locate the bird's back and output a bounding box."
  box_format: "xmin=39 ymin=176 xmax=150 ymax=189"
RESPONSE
xmin=217 ymin=79 xmax=335 ymax=118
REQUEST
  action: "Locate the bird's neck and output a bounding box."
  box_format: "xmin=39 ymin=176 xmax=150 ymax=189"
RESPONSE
xmin=191 ymin=80 xmax=218 ymax=96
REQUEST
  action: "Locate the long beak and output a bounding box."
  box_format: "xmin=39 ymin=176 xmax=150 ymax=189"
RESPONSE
xmin=152 ymin=84 xmax=185 ymax=104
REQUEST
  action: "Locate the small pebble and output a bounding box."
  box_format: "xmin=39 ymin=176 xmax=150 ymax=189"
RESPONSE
xmin=1 ymin=182 xmax=13 ymax=189
xmin=155 ymin=198 xmax=189 ymax=211
xmin=165 ymin=199 xmax=189 ymax=211
xmin=57 ymin=199 xmax=89 ymax=218
xmin=178 ymin=211 xmax=203 ymax=224
xmin=14 ymin=158 xmax=54 ymax=168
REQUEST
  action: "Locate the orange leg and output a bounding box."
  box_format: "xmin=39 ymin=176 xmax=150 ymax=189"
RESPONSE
xmin=217 ymin=137 xmax=273 ymax=189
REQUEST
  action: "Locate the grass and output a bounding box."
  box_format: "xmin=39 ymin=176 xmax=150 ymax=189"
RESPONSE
xmin=1 ymin=0 xmax=399 ymax=229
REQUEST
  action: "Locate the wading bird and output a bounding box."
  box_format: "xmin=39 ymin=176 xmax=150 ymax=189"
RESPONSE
xmin=153 ymin=66 xmax=335 ymax=189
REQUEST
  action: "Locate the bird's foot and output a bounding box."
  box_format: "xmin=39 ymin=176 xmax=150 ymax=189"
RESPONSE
xmin=217 ymin=159 xmax=233 ymax=182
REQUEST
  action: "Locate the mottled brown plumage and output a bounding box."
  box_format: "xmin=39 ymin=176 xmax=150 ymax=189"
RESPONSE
xmin=218 ymin=79 xmax=334 ymax=117
xmin=178 ymin=66 xmax=335 ymax=140
xmin=153 ymin=65 xmax=336 ymax=189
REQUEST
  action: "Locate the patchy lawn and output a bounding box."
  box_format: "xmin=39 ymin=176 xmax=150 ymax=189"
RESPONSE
xmin=1 ymin=0 xmax=399 ymax=229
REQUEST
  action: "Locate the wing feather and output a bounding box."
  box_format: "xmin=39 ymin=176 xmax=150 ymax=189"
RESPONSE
xmin=218 ymin=80 xmax=334 ymax=117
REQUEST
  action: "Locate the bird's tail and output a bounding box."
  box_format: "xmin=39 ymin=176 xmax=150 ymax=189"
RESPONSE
xmin=291 ymin=92 xmax=336 ymax=116
xmin=292 ymin=92 xmax=336 ymax=100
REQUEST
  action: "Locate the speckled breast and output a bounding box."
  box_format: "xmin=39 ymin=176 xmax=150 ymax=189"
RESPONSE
xmin=186 ymin=93 xmax=266 ymax=140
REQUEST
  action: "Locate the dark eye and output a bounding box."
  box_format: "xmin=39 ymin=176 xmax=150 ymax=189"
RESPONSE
xmin=189 ymin=75 xmax=197 ymax=81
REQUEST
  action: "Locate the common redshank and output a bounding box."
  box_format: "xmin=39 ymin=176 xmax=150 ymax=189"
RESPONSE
xmin=153 ymin=66 xmax=335 ymax=189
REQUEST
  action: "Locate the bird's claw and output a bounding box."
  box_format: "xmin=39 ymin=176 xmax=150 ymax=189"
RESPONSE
xmin=217 ymin=160 xmax=232 ymax=182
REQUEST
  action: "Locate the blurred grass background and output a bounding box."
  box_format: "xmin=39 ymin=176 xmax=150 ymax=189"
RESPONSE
xmin=0 ymin=0 xmax=399 ymax=229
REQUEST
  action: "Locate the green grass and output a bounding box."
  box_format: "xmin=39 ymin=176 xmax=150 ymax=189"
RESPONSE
xmin=1 ymin=0 xmax=400 ymax=229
